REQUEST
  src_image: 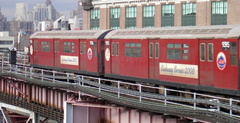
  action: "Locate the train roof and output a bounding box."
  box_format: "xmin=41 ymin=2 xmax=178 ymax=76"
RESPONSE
xmin=105 ymin=25 xmax=240 ymax=39
xmin=30 ymin=30 xmax=110 ymax=39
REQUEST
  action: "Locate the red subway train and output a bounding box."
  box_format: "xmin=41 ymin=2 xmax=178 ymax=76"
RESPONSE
xmin=29 ymin=25 xmax=240 ymax=96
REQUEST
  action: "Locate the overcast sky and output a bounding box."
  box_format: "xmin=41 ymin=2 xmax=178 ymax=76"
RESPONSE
xmin=0 ymin=0 xmax=78 ymax=20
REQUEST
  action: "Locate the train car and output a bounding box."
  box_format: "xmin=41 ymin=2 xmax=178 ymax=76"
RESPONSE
xmin=104 ymin=25 xmax=240 ymax=95
xmin=29 ymin=30 xmax=111 ymax=76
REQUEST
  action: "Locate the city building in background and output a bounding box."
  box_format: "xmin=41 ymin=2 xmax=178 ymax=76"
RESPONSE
xmin=81 ymin=0 xmax=239 ymax=30
xmin=15 ymin=3 xmax=28 ymax=21
xmin=27 ymin=2 xmax=60 ymax=22
xmin=70 ymin=0 xmax=84 ymax=30
xmin=0 ymin=7 xmax=8 ymax=32
xmin=0 ymin=32 xmax=14 ymax=53
xmin=0 ymin=7 xmax=7 ymax=21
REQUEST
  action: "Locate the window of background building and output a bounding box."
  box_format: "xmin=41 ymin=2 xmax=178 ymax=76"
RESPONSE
xmin=182 ymin=3 xmax=196 ymax=26
xmin=211 ymin=1 xmax=227 ymax=25
xmin=0 ymin=41 xmax=13 ymax=45
xmin=110 ymin=8 xmax=120 ymax=29
xmin=90 ymin=9 xmax=100 ymax=30
xmin=162 ymin=4 xmax=175 ymax=27
xmin=126 ymin=7 xmax=137 ymax=29
xmin=143 ymin=6 xmax=155 ymax=28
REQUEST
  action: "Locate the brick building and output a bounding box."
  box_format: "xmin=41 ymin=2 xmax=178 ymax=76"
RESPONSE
xmin=82 ymin=0 xmax=240 ymax=30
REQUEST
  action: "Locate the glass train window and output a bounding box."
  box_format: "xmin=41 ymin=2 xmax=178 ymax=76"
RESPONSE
xmin=116 ymin=43 xmax=119 ymax=56
xmin=200 ymin=43 xmax=205 ymax=61
xmin=125 ymin=43 xmax=142 ymax=57
xmin=80 ymin=42 xmax=83 ymax=54
xmin=167 ymin=43 xmax=181 ymax=60
xmin=34 ymin=41 xmax=38 ymax=51
xmin=111 ymin=42 xmax=115 ymax=56
xmin=167 ymin=43 xmax=189 ymax=60
xmin=156 ymin=43 xmax=159 ymax=58
xmin=41 ymin=41 xmax=50 ymax=52
xmin=93 ymin=41 xmax=97 ymax=56
xmin=230 ymin=42 xmax=237 ymax=65
xmin=83 ymin=42 xmax=86 ymax=54
xmin=208 ymin=43 xmax=214 ymax=62
xmin=149 ymin=43 xmax=153 ymax=58
xmin=64 ymin=42 xmax=75 ymax=53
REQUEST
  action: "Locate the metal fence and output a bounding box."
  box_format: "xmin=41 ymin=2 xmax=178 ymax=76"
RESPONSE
xmin=0 ymin=53 xmax=240 ymax=120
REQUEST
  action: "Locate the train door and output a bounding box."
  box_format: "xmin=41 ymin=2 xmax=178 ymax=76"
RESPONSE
xmin=149 ymin=39 xmax=160 ymax=79
xmin=199 ymin=40 xmax=214 ymax=86
xmin=32 ymin=40 xmax=38 ymax=64
xmin=79 ymin=40 xmax=86 ymax=70
xmin=111 ymin=41 xmax=119 ymax=74
xmin=54 ymin=39 xmax=60 ymax=67
xmin=98 ymin=40 xmax=105 ymax=74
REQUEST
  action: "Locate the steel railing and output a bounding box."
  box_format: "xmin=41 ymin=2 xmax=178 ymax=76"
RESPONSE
xmin=0 ymin=52 xmax=240 ymax=122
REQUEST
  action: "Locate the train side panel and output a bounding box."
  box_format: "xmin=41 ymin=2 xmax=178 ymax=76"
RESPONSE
xmin=212 ymin=39 xmax=239 ymax=90
xmin=104 ymin=39 xmax=149 ymax=79
xmin=58 ymin=39 xmax=80 ymax=70
xmin=30 ymin=38 xmax=55 ymax=67
xmin=158 ymin=39 xmax=199 ymax=85
xmin=85 ymin=39 xmax=100 ymax=75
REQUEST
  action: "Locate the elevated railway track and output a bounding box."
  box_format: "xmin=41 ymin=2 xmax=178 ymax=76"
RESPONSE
xmin=0 ymin=52 xmax=240 ymax=122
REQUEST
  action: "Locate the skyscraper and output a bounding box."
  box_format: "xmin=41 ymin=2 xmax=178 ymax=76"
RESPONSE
xmin=15 ymin=3 xmax=28 ymax=21
xmin=27 ymin=1 xmax=60 ymax=22
xmin=0 ymin=7 xmax=7 ymax=21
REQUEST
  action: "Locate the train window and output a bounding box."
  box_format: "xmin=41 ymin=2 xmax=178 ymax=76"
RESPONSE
xmin=183 ymin=55 xmax=189 ymax=60
xmin=182 ymin=50 xmax=189 ymax=54
xmin=200 ymin=43 xmax=205 ymax=61
xmin=167 ymin=43 xmax=181 ymax=60
xmin=230 ymin=42 xmax=237 ymax=65
xmin=93 ymin=42 xmax=97 ymax=56
xmin=34 ymin=41 xmax=38 ymax=51
xmin=183 ymin=44 xmax=189 ymax=48
xmin=167 ymin=49 xmax=180 ymax=59
xmin=167 ymin=44 xmax=174 ymax=48
xmin=111 ymin=42 xmax=115 ymax=56
xmin=64 ymin=42 xmax=75 ymax=53
xmin=80 ymin=42 xmax=83 ymax=54
xmin=155 ymin=43 xmax=159 ymax=58
xmin=116 ymin=43 xmax=119 ymax=56
xmin=149 ymin=43 xmax=153 ymax=58
xmin=41 ymin=41 xmax=50 ymax=52
xmin=208 ymin=43 xmax=214 ymax=62
xmin=125 ymin=43 xmax=142 ymax=57
xmin=83 ymin=42 xmax=86 ymax=54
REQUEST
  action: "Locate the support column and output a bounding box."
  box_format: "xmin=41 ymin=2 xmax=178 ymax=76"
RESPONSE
xmin=64 ymin=102 xmax=73 ymax=123
xmin=32 ymin=112 xmax=39 ymax=123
